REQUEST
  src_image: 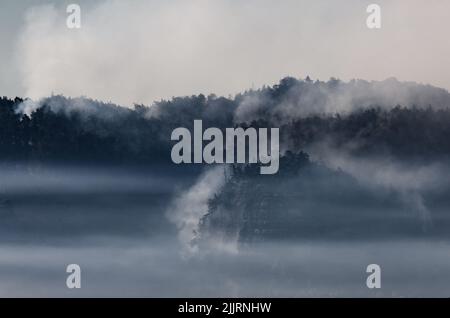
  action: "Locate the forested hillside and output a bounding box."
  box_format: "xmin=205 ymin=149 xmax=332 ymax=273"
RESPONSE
xmin=1 ymin=77 xmax=450 ymax=165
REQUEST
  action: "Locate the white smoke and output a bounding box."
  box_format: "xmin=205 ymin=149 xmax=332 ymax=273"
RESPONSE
xmin=233 ymin=78 xmax=450 ymax=124
xmin=14 ymin=99 xmax=40 ymax=116
xmin=15 ymin=0 xmax=450 ymax=107
xmin=166 ymin=166 xmax=228 ymax=256
xmin=308 ymin=142 xmax=447 ymax=227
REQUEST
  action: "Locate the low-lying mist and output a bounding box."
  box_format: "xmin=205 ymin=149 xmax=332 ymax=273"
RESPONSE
xmin=1 ymin=76 xmax=450 ymax=296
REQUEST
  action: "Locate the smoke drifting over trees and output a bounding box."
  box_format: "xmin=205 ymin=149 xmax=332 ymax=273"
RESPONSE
xmin=1 ymin=76 xmax=450 ymax=165
xmin=1 ymin=75 xmax=450 ymax=268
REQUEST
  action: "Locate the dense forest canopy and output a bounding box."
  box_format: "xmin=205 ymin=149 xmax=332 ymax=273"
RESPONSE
xmin=1 ymin=76 xmax=450 ymax=165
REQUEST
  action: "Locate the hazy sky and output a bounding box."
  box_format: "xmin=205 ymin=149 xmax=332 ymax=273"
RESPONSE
xmin=1 ymin=0 xmax=449 ymax=106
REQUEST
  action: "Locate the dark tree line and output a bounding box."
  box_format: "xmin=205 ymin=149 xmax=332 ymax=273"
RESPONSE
xmin=0 ymin=96 xmax=170 ymax=164
xmin=282 ymin=106 xmax=450 ymax=160
xmin=1 ymin=76 xmax=450 ymax=165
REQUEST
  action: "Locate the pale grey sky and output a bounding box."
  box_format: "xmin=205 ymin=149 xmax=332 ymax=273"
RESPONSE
xmin=1 ymin=0 xmax=450 ymax=106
